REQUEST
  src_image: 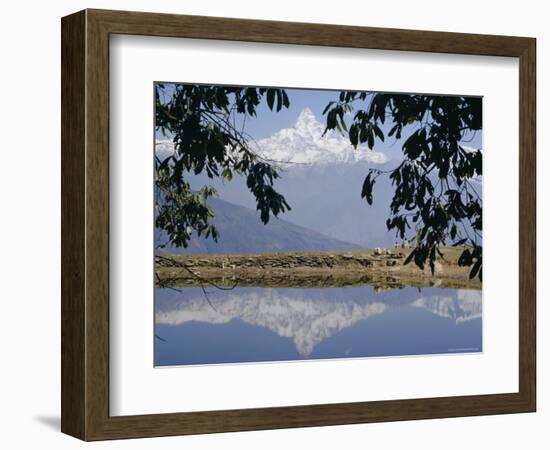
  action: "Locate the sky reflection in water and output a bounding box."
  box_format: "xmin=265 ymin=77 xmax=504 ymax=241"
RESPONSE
xmin=155 ymin=285 xmax=482 ymax=367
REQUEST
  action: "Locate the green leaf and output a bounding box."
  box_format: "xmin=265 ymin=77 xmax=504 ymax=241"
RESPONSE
xmin=349 ymin=125 xmax=359 ymax=148
xmin=373 ymin=124 xmax=385 ymax=142
xmin=340 ymin=118 xmax=348 ymax=132
xmin=266 ymin=90 xmax=275 ymax=110
xmin=404 ymin=248 xmax=417 ymax=265
xmin=275 ymin=90 xmax=282 ymax=111
xmin=361 ymin=173 xmax=375 ymax=205
xmin=282 ymin=90 xmax=290 ymax=108
xmin=429 ymin=245 xmax=436 ymax=275
xmin=322 ymin=102 xmax=334 ymax=115
xmin=367 ymin=130 xmax=375 ymax=149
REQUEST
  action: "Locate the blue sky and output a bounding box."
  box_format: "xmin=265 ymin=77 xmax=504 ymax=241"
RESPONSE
xmin=156 ymin=84 xmax=482 ymax=161
xmin=241 ymin=88 xmax=337 ymax=138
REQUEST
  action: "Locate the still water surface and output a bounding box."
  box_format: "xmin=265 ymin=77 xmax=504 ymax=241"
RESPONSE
xmin=155 ymin=285 xmax=482 ymax=366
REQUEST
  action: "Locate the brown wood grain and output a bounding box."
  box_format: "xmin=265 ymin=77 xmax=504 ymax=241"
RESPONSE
xmin=518 ymin=38 xmax=536 ymax=409
xmin=61 ymin=8 xmax=536 ymax=441
xmin=61 ymin=10 xmax=86 ymax=438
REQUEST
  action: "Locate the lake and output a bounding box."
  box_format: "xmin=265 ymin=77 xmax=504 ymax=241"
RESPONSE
xmin=154 ymin=284 xmax=482 ymax=366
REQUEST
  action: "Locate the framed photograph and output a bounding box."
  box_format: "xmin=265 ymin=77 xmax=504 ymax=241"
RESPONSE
xmin=61 ymin=9 xmax=536 ymax=440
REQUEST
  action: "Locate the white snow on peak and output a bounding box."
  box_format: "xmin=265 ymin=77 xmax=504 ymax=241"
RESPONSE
xmin=155 ymin=108 xmax=388 ymax=166
xmin=251 ymin=108 xmax=388 ymax=166
xmin=155 ymin=139 xmax=176 ymax=161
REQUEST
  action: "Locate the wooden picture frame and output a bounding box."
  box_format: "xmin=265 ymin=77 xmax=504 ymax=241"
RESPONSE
xmin=61 ymin=9 xmax=536 ymax=441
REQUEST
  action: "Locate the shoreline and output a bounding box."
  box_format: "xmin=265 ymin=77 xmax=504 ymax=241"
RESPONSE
xmin=155 ymin=248 xmax=481 ymax=290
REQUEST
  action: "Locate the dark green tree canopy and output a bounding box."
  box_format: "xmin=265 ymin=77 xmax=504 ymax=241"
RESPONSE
xmin=155 ymin=84 xmax=291 ymax=248
xmin=323 ymin=92 xmax=482 ymax=279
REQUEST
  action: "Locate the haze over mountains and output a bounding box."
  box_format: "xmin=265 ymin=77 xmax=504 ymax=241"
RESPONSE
xmin=156 ymin=196 xmax=362 ymax=255
xmin=156 ymin=108 xmax=402 ymax=254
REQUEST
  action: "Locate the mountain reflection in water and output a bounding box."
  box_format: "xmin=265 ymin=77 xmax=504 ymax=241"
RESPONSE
xmin=155 ymin=284 xmax=482 ymax=366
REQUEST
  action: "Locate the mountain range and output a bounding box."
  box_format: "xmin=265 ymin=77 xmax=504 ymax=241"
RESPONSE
xmin=155 ymin=108 xmax=388 ymax=166
xmin=156 ymin=108 xmax=481 ymax=253
xmin=157 ymin=196 xmax=362 ymax=255
xmin=165 ymin=161 xmax=399 ymax=251
xmin=251 ymin=107 xmax=388 ymax=165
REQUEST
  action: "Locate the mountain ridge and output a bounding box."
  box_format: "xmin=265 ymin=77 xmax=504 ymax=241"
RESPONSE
xmin=156 ymin=108 xmax=388 ymax=167
xmin=157 ymin=196 xmax=363 ymax=255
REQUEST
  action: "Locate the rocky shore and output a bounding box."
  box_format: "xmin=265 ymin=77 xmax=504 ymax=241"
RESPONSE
xmin=155 ymin=248 xmax=481 ymax=290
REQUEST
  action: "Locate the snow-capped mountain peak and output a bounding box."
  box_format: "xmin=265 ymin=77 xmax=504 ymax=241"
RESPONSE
xmin=294 ymin=107 xmax=321 ymax=134
xmin=252 ymin=108 xmax=387 ymax=166
xmin=155 ymin=108 xmax=388 ymax=166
